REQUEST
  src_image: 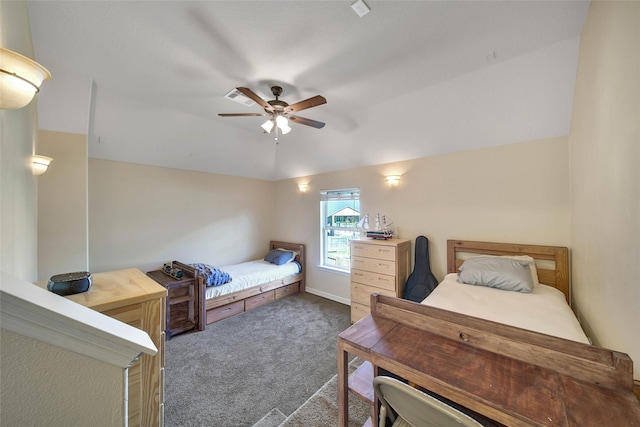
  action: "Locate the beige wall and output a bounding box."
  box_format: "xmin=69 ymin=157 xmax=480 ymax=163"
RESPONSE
xmin=0 ymin=329 xmax=125 ymax=426
xmin=569 ymin=1 xmax=640 ymax=378
xmin=37 ymin=130 xmax=88 ymax=281
xmin=88 ymin=159 xmax=275 ymax=273
xmin=273 ymin=137 xmax=571 ymax=304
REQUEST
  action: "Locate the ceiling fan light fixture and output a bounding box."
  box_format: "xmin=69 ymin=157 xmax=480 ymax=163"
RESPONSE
xmin=220 ymin=86 xmax=327 ymax=139
xmin=275 ymin=115 xmax=291 ymax=134
xmin=261 ymin=119 xmax=274 ymax=133
xmin=275 ymin=115 xmax=288 ymax=127
xmin=280 ymin=124 xmax=292 ymax=135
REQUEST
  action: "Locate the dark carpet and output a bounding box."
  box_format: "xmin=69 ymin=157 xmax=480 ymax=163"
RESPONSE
xmin=164 ymin=292 xmax=354 ymax=427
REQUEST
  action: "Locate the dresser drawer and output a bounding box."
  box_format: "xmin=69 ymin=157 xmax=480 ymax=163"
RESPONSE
xmin=208 ymin=300 xmax=244 ymax=323
xmin=351 ymin=256 xmax=397 ymax=276
xmin=245 ymin=290 xmax=275 ymax=310
xmin=351 ymin=242 xmax=397 ymax=261
xmin=351 ymin=282 xmax=396 ymax=305
xmin=275 ymin=282 xmax=299 ymax=299
xmin=350 ymin=302 xmax=371 ymax=323
xmin=351 ymin=269 xmax=396 ymax=291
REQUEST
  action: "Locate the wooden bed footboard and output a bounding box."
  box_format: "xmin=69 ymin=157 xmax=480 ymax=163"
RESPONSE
xmin=337 ymin=294 xmax=640 ymax=426
xmin=174 ymin=241 xmax=305 ymax=326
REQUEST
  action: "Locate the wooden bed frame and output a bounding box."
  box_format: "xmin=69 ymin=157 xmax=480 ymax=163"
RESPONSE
xmin=447 ymin=239 xmax=570 ymax=303
xmin=174 ymin=241 xmax=305 ymax=326
xmin=338 ymin=294 xmax=640 ymax=426
xmin=339 ymin=240 xmax=640 ymax=425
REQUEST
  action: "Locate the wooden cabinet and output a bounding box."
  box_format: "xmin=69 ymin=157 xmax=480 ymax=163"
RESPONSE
xmin=350 ymin=238 xmax=411 ymax=323
xmin=65 ymin=269 xmax=167 ymax=427
xmin=147 ymin=268 xmax=204 ymax=339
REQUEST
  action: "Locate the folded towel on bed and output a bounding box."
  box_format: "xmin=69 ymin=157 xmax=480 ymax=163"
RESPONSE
xmin=190 ymin=263 xmax=232 ymax=287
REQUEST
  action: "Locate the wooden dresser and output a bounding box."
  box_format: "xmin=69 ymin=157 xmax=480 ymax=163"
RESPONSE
xmin=65 ymin=269 xmax=167 ymax=426
xmin=350 ymin=238 xmax=411 ymax=323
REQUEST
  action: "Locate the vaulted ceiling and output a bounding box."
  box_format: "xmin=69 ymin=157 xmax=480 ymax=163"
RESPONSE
xmin=27 ymin=1 xmax=590 ymax=180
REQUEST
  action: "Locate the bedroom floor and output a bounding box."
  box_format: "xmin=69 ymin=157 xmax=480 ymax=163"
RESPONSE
xmin=163 ymin=292 xmax=353 ymax=426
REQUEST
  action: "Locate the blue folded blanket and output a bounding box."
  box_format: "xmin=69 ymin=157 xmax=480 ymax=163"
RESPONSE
xmin=190 ymin=263 xmax=232 ymax=287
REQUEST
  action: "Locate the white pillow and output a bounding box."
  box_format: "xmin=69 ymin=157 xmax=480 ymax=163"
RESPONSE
xmin=458 ymin=257 xmax=534 ymax=293
xmin=503 ymin=255 xmax=540 ymax=286
xmin=473 ymin=255 xmax=540 ymax=286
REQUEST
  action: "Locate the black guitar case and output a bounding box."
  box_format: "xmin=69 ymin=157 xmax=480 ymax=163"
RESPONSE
xmin=403 ymin=236 xmax=439 ymax=302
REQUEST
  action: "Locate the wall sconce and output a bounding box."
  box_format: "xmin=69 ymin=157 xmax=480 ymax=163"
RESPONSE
xmin=298 ymin=183 xmax=309 ymax=193
xmin=385 ymin=175 xmax=401 ymax=187
xmin=32 ymin=155 xmax=53 ymax=176
xmin=0 ymin=48 xmax=51 ymax=110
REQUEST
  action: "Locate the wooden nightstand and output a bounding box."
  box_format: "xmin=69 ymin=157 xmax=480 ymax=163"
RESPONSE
xmin=147 ymin=267 xmax=204 ymax=339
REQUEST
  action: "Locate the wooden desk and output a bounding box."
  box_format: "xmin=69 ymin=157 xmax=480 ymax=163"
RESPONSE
xmin=338 ymin=294 xmax=640 ymax=427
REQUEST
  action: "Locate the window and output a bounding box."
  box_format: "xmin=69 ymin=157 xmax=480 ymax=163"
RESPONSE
xmin=320 ymin=189 xmax=360 ymax=271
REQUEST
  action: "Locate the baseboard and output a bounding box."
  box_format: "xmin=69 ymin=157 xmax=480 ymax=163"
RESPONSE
xmin=305 ymin=287 xmax=351 ymax=306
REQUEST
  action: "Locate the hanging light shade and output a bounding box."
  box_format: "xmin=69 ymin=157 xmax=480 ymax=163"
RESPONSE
xmin=275 ymin=115 xmax=291 ymax=135
xmin=261 ymin=119 xmax=274 ymax=133
xmin=0 ymin=48 xmax=51 ymax=110
xmin=279 ymin=123 xmax=291 ymax=135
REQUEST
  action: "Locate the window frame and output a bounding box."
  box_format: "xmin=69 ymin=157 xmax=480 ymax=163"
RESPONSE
xmin=319 ymin=188 xmax=361 ymax=272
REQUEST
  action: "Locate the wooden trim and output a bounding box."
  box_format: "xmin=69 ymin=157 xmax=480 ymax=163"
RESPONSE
xmin=2 ymin=271 xmax=157 ymax=369
xmin=270 ymin=240 xmax=306 ymax=292
xmin=339 ymin=296 xmax=640 ymax=426
xmin=370 ymin=294 xmax=633 ymax=391
xmin=447 ymin=240 xmax=570 ymax=303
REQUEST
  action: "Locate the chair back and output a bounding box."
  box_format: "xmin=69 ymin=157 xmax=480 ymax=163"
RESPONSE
xmin=373 ymin=376 xmax=483 ymax=427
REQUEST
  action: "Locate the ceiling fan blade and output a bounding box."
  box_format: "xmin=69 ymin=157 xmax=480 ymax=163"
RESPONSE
xmin=289 ymin=115 xmax=326 ymax=129
xmin=237 ymin=87 xmax=273 ymax=111
xmin=286 ymin=95 xmax=327 ymax=113
xmin=218 ymin=113 xmax=267 ymax=117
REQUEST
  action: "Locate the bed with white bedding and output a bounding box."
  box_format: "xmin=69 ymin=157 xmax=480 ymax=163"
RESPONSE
xmin=174 ymin=241 xmax=305 ymax=326
xmin=420 ymin=240 xmax=589 ymax=343
xmin=422 ymin=273 xmax=589 ymax=343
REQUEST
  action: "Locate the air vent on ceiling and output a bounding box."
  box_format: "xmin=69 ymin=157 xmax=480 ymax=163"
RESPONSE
xmin=224 ymin=88 xmax=255 ymax=107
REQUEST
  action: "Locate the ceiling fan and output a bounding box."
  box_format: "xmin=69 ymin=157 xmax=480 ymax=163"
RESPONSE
xmin=219 ymin=86 xmax=326 ymax=140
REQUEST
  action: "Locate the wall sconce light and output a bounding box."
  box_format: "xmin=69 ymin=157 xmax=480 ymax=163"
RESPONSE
xmin=0 ymin=48 xmax=51 ymax=110
xmin=32 ymin=155 xmax=53 ymax=176
xmin=298 ymin=183 xmax=309 ymax=193
xmin=385 ymin=175 xmax=401 ymax=187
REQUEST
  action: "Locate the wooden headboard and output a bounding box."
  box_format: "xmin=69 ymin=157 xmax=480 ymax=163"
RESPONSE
xmin=270 ymin=240 xmax=305 ymax=289
xmin=447 ymin=240 xmax=570 ymax=304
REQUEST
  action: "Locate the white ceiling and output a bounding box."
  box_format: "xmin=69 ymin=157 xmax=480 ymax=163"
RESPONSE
xmin=27 ymin=1 xmax=590 ymax=181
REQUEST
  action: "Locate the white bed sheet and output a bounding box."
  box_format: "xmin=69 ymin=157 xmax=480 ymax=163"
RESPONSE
xmin=421 ymin=273 xmax=589 ymax=344
xmin=204 ymin=259 xmax=300 ymax=300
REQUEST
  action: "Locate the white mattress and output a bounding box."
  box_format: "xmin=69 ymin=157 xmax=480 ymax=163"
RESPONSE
xmin=421 ymin=273 xmax=590 ymax=344
xmin=204 ymin=260 xmax=300 ymax=300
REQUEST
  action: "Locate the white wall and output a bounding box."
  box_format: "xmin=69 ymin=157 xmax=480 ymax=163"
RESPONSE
xmin=1 ymin=3 xmax=128 ymax=425
xmin=0 ymin=0 xmax=39 ymax=282
xmin=273 ymin=137 xmax=571 ymax=304
xmin=568 ymin=0 xmax=640 ymax=379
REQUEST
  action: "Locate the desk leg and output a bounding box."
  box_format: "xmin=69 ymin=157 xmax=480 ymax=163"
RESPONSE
xmin=337 ymin=341 xmax=349 ymax=427
xmin=372 ymin=364 xmax=380 ymax=427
